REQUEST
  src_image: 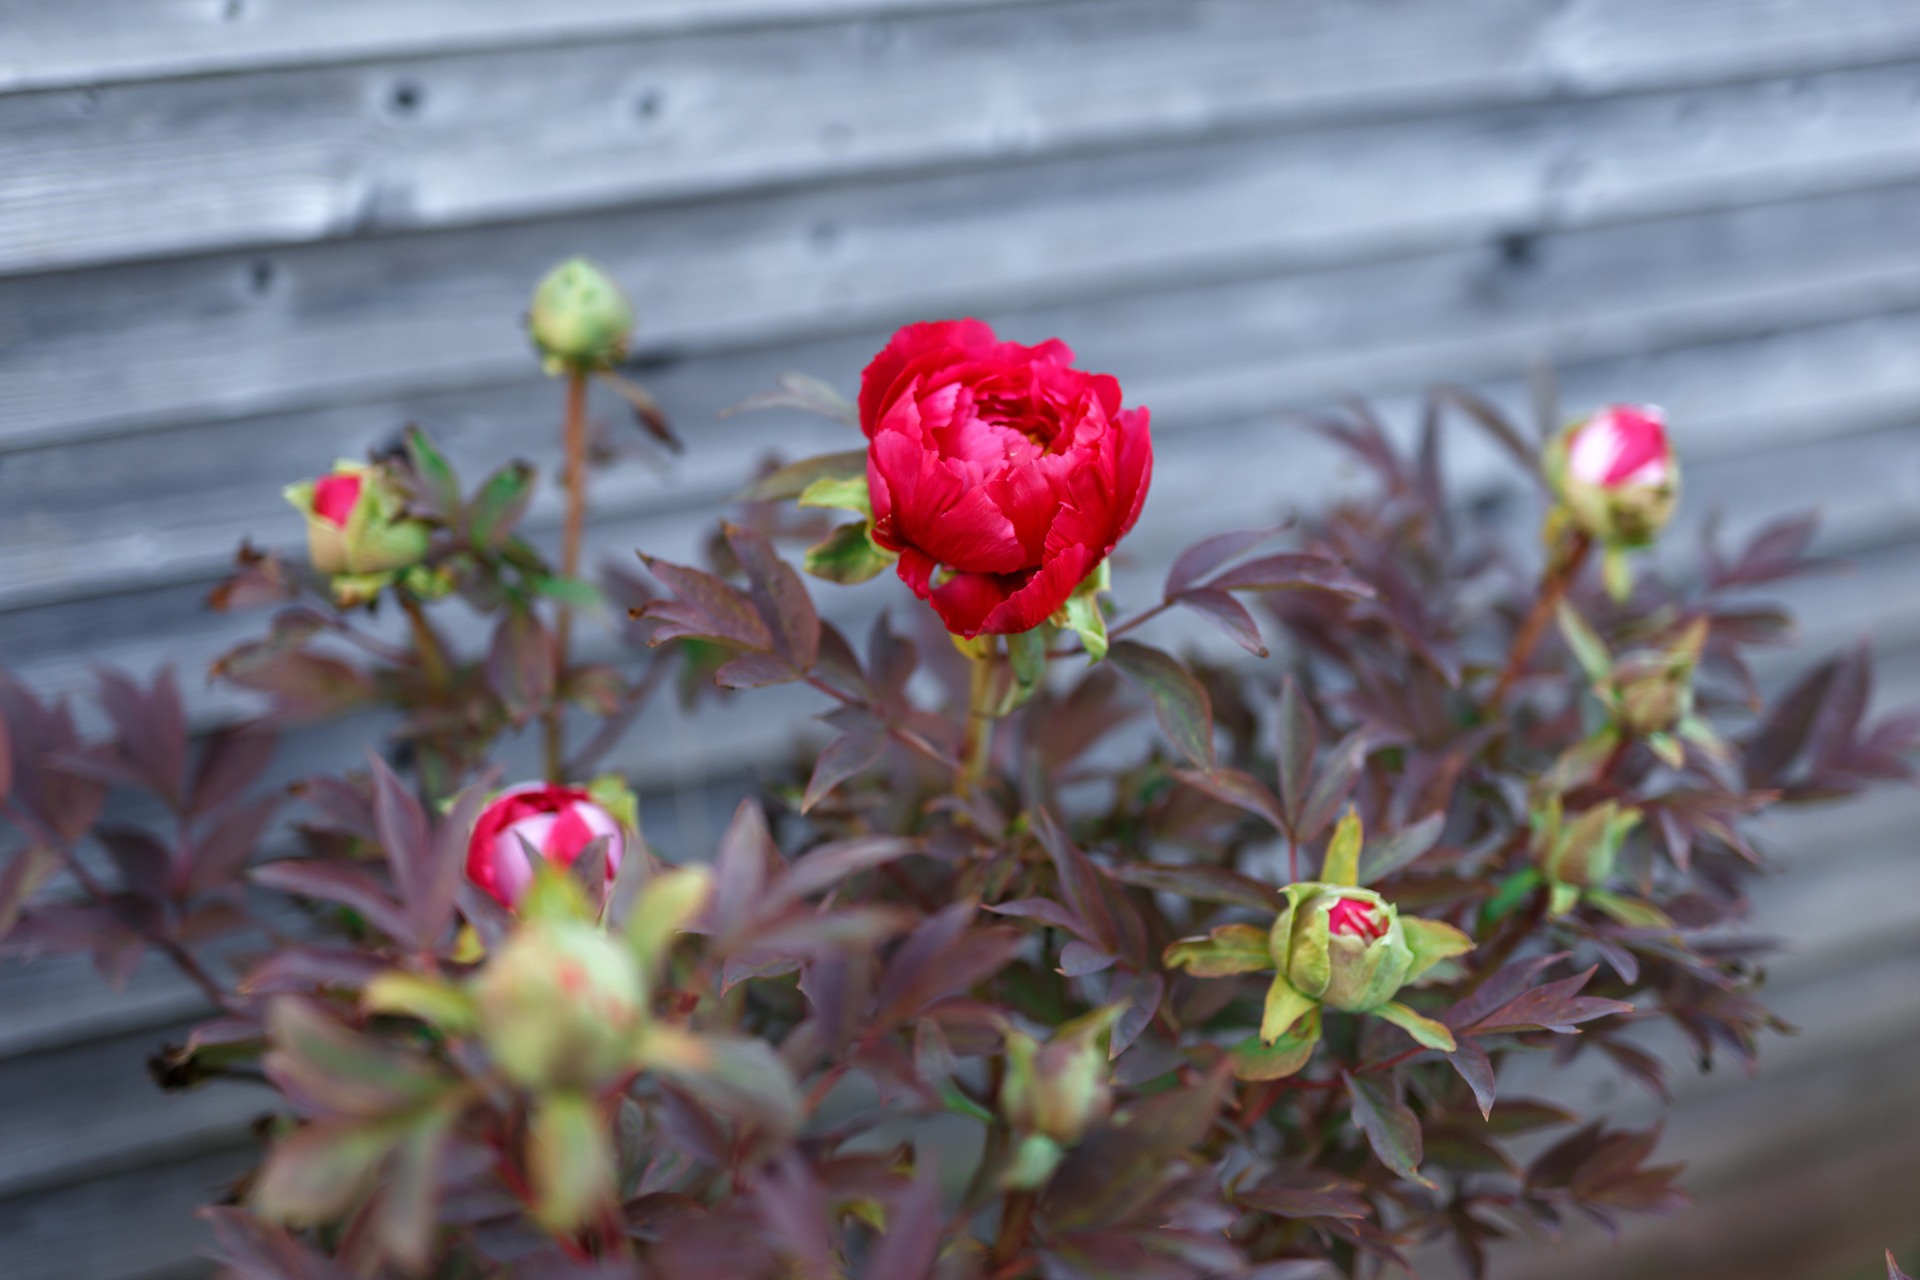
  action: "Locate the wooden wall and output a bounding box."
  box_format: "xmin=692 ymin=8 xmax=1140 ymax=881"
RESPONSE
xmin=4 ymin=2 xmax=1920 ymax=1275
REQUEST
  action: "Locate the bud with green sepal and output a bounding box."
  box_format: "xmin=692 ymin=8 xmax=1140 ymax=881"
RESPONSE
xmin=1556 ymin=605 xmax=1728 ymax=772
xmin=1527 ymin=793 xmax=1668 ymax=925
xmin=1543 ymin=404 xmax=1679 ymax=601
xmin=999 ymin=1004 xmax=1121 ymax=1188
xmin=284 ymin=459 xmax=440 ymax=607
xmin=1163 ymin=812 xmax=1473 ymax=1075
xmin=529 ymin=257 xmax=635 ymax=375
xmin=1052 ymin=559 xmax=1112 ymax=662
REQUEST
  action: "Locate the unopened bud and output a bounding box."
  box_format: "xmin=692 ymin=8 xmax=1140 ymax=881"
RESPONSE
xmin=529 ymin=257 xmax=634 ymax=373
xmin=473 ymin=919 xmax=643 ymax=1089
xmin=1547 ymin=404 xmax=1679 ymax=547
xmin=284 ymin=460 xmax=432 ymax=603
xmin=1001 ymin=1006 xmax=1119 ymax=1150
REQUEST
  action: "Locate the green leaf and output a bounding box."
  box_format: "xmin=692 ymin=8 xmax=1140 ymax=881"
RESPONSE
xmin=264 ymin=998 xmax=449 ymax=1118
xmin=253 ymin=1118 xmax=403 ymax=1225
xmin=1321 ymin=810 xmax=1362 ymax=886
xmin=530 ymin=1090 xmax=613 ymax=1231
xmin=1108 ymin=640 xmax=1215 ymax=768
xmin=1345 ymin=1072 xmax=1434 ymax=1188
xmin=1163 ymin=923 xmax=1274 ymax=977
xmin=625 ymin=866 xmax=712 ymax=977
xmin=733 ymin=449 xmax=868 ymax=502
xmin=404 ymin=426 xmax=461 ymax=518
xmin=803 ymin=521 xmax=894 ymax=584
xmin=1233 ymin=1005 xmax=1321 ymax=1080
xmin=530 ymin=574 xmax=604 ymax=609
xmin=1585 ymin=889 xmax=1674 ymax=930
xmin=362 ymin=972 xmax=478 ymax=1035
xmin=373 ymin=1100 xmax=460 ymax=1270
xmin=1555 ymin=602 xmax=1612 ymax=683
xmin=796 ymin=473 xmax=871 ymax=518
xmin=467 ymin=461 xmax=536 ymax=547
xmin=1375 ymin=1000 xmax=1457 ymax=1052
xmin=1481 ymin=866 xmax=1540 ymax=926
xmin=722 ymin=374 xmax=859 ymax=428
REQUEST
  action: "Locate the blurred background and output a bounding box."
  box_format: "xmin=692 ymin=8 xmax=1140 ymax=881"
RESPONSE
xmin=4 ymin=2 xmax=1920 ymax=1276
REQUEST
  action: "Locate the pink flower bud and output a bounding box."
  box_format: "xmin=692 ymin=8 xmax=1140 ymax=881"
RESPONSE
xmin=311 ymin=473 xmax=363 ymax=528
xmin=1566 ymin=404 xmax=1671 ymax=489
xmin=1326 ymin=896 xmax=1386 ymax=942
xmin=467 ymin=783 xmax=625 ymax=910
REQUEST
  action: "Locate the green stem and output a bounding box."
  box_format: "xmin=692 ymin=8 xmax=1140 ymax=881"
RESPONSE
xmin=543 ymin=370 xmax=591 ymax=782
xmin=959 ymin=649 xmax=997 ymax=795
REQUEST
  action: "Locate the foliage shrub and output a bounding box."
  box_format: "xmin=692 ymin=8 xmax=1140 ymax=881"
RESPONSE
xmin=2 ymin=258 xmax=1914 ymax=1279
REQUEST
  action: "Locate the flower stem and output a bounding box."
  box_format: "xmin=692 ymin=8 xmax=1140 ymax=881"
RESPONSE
xmin=398 ymin=592 xmax=450 ymax=696
xmin=959 ymin=649 xmax=996 ymax=795
xmin=1487 ymin=532 xmax=1591 ymax=715
xmin=543 ymin=370 xmax=591 ymax=782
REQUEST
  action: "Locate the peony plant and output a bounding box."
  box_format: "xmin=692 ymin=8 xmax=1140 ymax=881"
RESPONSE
xmin=0 ymin=261 xmax=1913 ymax=1280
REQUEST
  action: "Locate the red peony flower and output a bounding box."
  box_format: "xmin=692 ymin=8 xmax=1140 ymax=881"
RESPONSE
xmin=466 ymin=782 xmax=625 ymax=910
xmin=1566 ymin=404 xmax=1671 ymax=489
xmin=1326 ymin=896 xmax=1386 ymax=942
xmin=859 ymin=319 xmax=1152 ymax=637
xmin=311 ymin=473 xmax=363 ymax=527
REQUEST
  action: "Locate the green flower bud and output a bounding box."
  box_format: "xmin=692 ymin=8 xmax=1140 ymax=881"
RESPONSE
xmin=473 ymin=918 xmax=643 ymax=1090
xmin=1544 ymin=404 xmax=1679 ymax=548
xmin=529 ymin=257 xmax=634 ymax=373
xmin=283 ymin=460 xmax=433 ymax=605
xmin=1271 ymin=883 xmax=1413 ymax=1014
xmin=1532 ymin=795 xmax=1642 ymax=894
xmin=1000 ymin=1005 xmax=1119 ymax=1150
xmin=1597 ymin=617 xmax=1706 ymax=736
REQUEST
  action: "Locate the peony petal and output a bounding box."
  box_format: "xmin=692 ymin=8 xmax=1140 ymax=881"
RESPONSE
xmin=928 ymin=568 xmax=1018 ymax=637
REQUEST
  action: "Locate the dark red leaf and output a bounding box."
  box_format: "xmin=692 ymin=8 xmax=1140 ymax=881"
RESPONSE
xmin=1205 ymin=553 xmax=1374 ymax=599
xmin=188 ymin=724 xmax=277 ymax=818
xmin=93 ymin=665 xmax=188 ymax=808
xmin=252 ymin=860 xmax=412 ymax=942
xmin=725 ymin=523 xmax=819 ymax=673
xmin=802 ymin=710 xmax=889 ymax=813
xmin=1239 ymin=1168 xmax=1368 ymax=1220
xmin=95 ymin=826 xmax=174 ymax=900
xmin=1102 ymin=861 xmax=1281 ymax=912
xmin=1171 ymin=765 xmax=1286 ymax=833
xmin=1108 ymin=641 xmax=1215 ymax=768
xmin=188 ymin=794 xmax=281 ymax=892
xmin=709 ymin=799 xmax=776 ymax=940
xmin=1298 ymin=731 xmax=1367 ymax=845
xmin=639 ymin=554 xmax=774 ymax=652
xmin=1165 ymin=526 xmax=1285 ymax=597
xmin=1275 ymin=677 xmax=1319 ymax=837
xmin=485 ymin=608 xmax=555 ymax=725
xmin=1173 ymin=587 xmax=1268 ymax=655
xmin=1034 ymin=809 xmax=1119 ymax=954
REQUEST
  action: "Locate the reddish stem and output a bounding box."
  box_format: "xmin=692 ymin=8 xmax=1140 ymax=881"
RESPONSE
xmin=1486 ymin=533 xmax=1591 ymax=715
xmin=543 ymin=370 xmax=591 ymax=782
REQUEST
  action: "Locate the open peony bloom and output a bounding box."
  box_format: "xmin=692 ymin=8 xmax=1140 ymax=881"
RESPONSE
xmin=1567 ymin=404 xmax=1671 ymax=488
xmin=859 ymin=319 xmax=1152 ymax=637
xmin=466 ymin=783 xmax=626 ymax=910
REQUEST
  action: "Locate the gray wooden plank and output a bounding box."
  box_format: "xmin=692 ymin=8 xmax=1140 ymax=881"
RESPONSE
xmin=8 ymin=21 xmax=1920 ymax=286
xmin=0 ymin=1021 xmax=273 ymax=1199
xmin=0 ymin=950 xmax=209 ymax=1060
xmin=0 ymin=0 xmax=1024 ymax=94
xmin=8 ymin=107 xmax=1920 ymax=450
xmin=0 ymin=1146 xmax=249 ymax=1280
xmin=9 ymin=173 xmax=1920 ymax=614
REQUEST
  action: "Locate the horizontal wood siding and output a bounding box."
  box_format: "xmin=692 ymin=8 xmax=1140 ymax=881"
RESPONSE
xmin=3 ymin=3 xmax=1919 ymax=1276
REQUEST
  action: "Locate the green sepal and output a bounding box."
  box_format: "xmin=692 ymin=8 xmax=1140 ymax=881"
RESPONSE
xmin=519 ymin=860 xmax=594 ymax=926
xmin=937 ymin=1079 xmax=997 ymax=1124
xmin=1374 ymin=1000 xmax=1457 ymax=1052
xmin=1602 ymin=544 xmax=1634 ymax=602
xmin=803 ymin=520 xmax=895 ymax=584
xmin=1678 ymin=713 xmax=1731 ymax=762
xmin=797 ymin=473 xmax=871 ymax=519
xmin=1401 ymin=916 xmax=1475 ymax=982
xmin=1057 ymin=560 xmax=1112 ymax=662
xmin=1008 ymin=627 xmax=1049 ymax=688
xmin=1163 ymin=923 xmax=1273 ymax=977
xmin=585 ymin=775 xmax=640 ymax=836
xmin=1233 ymin=1005 xmax=1321 ymax=1080
xmin=1002 ymin=1134 xmax=1064 ymax=1190
xmin=1548 ymin=881 xmax=1581 ymax=917
xmin=529 ymin=1089 xmax=614 ymax=1231
xmin=625 ymin=867 xmax=712 ymax=978
xmin=1322 ymin=811 xmax=1363 ymax=886
xmin=1261 ymin=971 xmax=1318 ymax=1044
